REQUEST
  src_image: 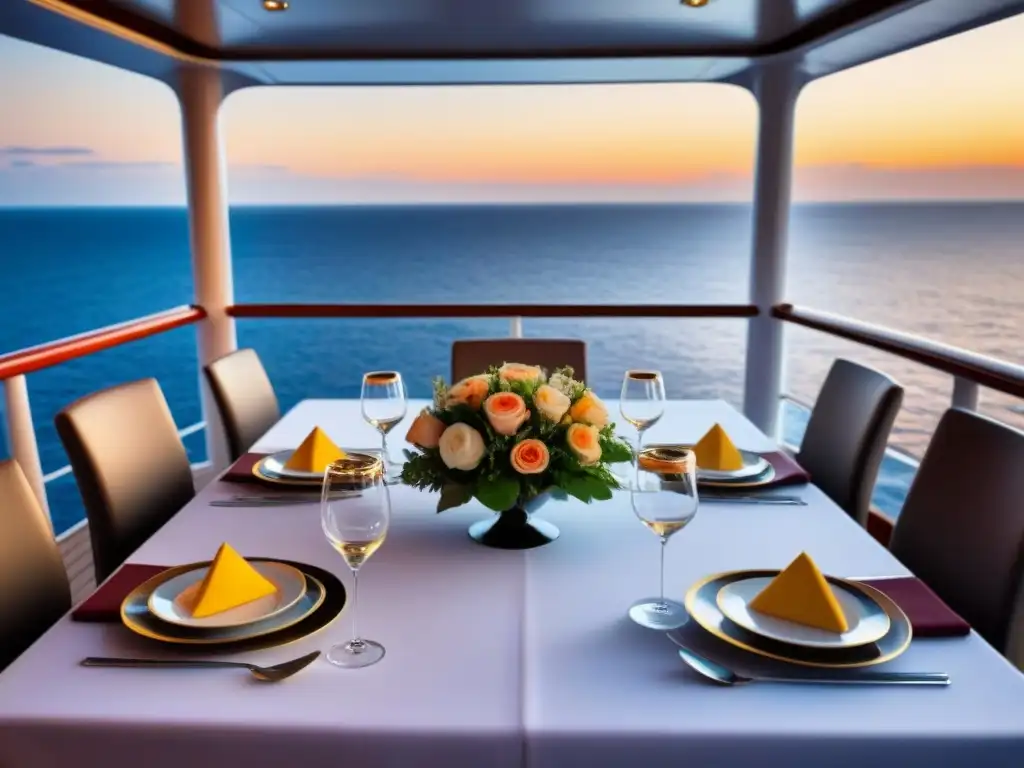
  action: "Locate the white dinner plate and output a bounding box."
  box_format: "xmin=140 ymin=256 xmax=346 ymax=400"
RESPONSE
xmin=716 ymin=576 xmax=891 ymax=649
xmin=147 ymin=560 xmax=307 ymax=629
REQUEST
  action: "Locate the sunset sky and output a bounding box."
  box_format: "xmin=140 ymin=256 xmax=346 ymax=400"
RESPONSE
xmin=0 ymin=11 xmax=1021 ymax=205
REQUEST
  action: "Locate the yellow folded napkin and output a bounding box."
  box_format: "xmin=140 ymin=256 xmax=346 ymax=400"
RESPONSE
xmin=692 ymin=423 xmax=744 ymax=472
xmin=284 ymin=426 xmax=346 ymax=473
xmin=749 ymin=552 xmax=849 ymax=633
xmin=189 ymin=543 xmax=279 ymax=619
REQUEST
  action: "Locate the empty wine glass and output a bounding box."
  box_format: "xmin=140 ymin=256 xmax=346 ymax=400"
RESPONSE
xmin=628 ymin=455 xmax=698 ymax=631
xmin=321 ymin=457 xmax=390 ymax=668
xmin=361 ymin=371 xmax=407 ymax=482
xmin=620 ymin=370 xmax=666 ymax=460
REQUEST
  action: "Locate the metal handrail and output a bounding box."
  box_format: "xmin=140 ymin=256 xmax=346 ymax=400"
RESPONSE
xmin=773 ymin=303 xmax=1024 ymax=400
xmin=226 ymin=303 xmax=760 ymax=319
xmin=0 ymin=305 xmax=207 ymax=380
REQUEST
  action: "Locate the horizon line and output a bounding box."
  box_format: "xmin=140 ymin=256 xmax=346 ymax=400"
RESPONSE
xmin=1 ymin=198 xmax=1024 ymax=210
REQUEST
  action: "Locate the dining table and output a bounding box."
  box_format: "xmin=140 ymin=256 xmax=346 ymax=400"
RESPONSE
xmin=0 ymin=397 xmax=1022 ymax=767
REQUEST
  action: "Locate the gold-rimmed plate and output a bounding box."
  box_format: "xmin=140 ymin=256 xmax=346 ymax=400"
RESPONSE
xmin=147 ymin=560 xmax=307 ymax=629
xmin=684 ymin=569 xmax=911 ymax=668
xmin=121 ymin=559 xmax=346 ymax=651
xmin=253 ymin=451 xmax=382 ymax=487
xmin=698 ymin=462 xmax=777 ymax=489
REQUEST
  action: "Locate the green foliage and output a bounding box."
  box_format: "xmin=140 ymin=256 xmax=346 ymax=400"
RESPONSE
xmin=475 ymin=476 xmax=521 ymax=512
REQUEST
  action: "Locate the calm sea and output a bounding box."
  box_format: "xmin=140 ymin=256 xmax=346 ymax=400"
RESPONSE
xmin=1 ymin=203 xmax=1022 ymax=533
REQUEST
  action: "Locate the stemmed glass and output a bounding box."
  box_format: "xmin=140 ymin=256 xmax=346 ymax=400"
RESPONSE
xmin=620 ymin=370 xmax=666 ymax=461
xmin=628 ymin=456 xmax=699 ymax=631
xmin=361 ymin=371 xmax=407 ymax=482
xmin=321 ymin=458 xmax=390 ymax=668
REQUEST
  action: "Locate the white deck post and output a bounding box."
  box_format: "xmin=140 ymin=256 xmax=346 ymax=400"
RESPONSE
xmin=3 ymin=375 xmax=51 ymax=526
xmin=742 ymin=62 xmax=804 ymax=439
xmin=176 ymin=66 xmax=237 ymax=472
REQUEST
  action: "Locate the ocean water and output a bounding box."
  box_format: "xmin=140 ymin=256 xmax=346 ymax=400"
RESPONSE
xmin=1 ymin=203 xmax=1021 ymax=534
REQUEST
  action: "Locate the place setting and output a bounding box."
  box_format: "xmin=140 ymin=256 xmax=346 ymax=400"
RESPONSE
xmin=619 ymin=457 xmax=966 ymax=686
xmin=69 ymin=455 xmax=398 ymax=680
xmin=214 ymin=370 xmax=408 ymax=507
xmin=71 ymin=542 xmax=347 ymax=680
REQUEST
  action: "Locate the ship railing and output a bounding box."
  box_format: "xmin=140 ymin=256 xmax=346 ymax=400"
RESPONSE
xmin=2 ymin=301 xmax=1023 ymax=549
xmin=0 ymin=305 xmax=206 ymax=536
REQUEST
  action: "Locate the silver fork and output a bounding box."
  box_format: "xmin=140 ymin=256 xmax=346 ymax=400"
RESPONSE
xmin=81 ymin=650 xmax=321 ymax=682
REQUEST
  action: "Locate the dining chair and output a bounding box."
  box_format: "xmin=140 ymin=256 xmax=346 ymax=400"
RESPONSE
xmin=203 ymin=348 xmax=281 ymax=461
xmin=451 ymin=339 xmax=587 ymax=383
xmin=889 ymin=408 xmax=1024 ymax=667
xmin=795 ymin=358 xmax=904 ymax=527
xmin=55 ymin=378 xmax=195 ymax=582
xmin=0 ymin=459 xmax=72 ymax=671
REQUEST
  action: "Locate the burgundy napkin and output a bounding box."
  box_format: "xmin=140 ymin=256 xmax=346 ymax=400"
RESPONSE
xmin=71 ymin=564 xmax=168 ymax=622
xmin=221 ymin=452 xmax=269 ymax=484
xmin=760 ymin=451 xmax=811 ymax=487
xmin=858 ymin=577 xmax=970 ymax=637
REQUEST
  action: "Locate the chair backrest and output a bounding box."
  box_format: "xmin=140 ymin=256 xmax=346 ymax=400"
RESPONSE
xmin=0 ymin=460 xmax=71 ymax=671
xmin=889 ymin=408 xmax=1024 ymax=661
xmin=204 ymin=348 xmax=281 ymax=461
xmin=795 ymin=358 xmax=903 ymax=527
xmin=451 ymin=339 xmax=587 ymax=383
xmin=55 ymin=378 xmax=195 ymax=582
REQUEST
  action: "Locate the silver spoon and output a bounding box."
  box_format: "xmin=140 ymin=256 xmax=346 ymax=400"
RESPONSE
xmin=81 ymin=650 xmax=321 ymax=682
xmin=672 ymin=645 xmax=949 ymax=686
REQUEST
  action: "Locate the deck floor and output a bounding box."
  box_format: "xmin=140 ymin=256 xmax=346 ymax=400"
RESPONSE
xmin=57 ymin=523 xmax=96 ymax=604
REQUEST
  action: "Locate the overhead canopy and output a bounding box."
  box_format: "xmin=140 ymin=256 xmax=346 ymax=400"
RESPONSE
xmin=2 ymin=0 xmax=1023 ymax=88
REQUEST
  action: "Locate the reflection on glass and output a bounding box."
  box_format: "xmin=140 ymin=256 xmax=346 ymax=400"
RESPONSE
xmin=321 ymin=458 xmax=390 ymax=668
xmin=620 ymin=369 xmax=666 ymax=459
xmin=628 ymin=458 xmax=699 ymax=630
xmin=361 ymin=371 xmax=407 ymax=481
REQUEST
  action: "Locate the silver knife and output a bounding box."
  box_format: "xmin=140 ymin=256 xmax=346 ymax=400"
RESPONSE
xmin=699 ymin=495 xmax=806 ymax=506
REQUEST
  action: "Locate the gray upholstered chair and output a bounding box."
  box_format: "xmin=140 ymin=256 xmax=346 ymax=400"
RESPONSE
xmin=451 ymin=339 xmax=587 ymax=383
xmin=204 ymin=348 xmax=281 ymax=461
xmin=0 ymin=460 xmax=71 ymax=671
xmin=795 ymin=358 xmax=904 ymax=527
xmin=55 ymin=378 xmax=195 ymax=582
xmin=890 ymin=408 xmax=1024 ymax=666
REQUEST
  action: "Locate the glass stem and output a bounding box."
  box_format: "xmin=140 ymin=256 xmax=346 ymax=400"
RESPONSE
xmin=659 ymin=537 xmax=667 ymax=606
xmin=350 ymin=569 xmax=361 ymax=647
xmin=381 ymin=431 xmax=390 ymax=472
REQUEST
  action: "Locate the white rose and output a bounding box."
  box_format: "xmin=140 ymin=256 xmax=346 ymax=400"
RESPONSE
xmin=534 ymin=384 xmax=571 ymax=422
xmin=437 ymin=423 xmax=486 ymax=471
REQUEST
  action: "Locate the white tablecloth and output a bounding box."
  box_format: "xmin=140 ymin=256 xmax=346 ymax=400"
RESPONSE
xmin=1 ymin=399 xmax=1022 ymax=767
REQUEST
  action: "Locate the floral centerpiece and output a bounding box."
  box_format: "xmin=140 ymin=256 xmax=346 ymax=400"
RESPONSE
xmin=401 ymin=363 xmax=632 ymax=548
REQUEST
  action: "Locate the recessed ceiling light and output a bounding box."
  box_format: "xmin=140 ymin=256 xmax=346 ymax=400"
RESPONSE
xmin=263 ymin=0 xmax=288 ymax=10
xmin=681 ymin=0 xmax=710 ymax=6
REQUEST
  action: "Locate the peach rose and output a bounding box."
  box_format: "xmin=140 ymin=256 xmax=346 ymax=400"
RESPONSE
xmin=510 ymin=439 xmax=550 ymax=475
xmin=438 ymin=423 xmax=486 ymax=471
xmin=567 ymin=423 xmax=602 ymax=465
xmin=483 ymin=392 xmax=531 ymax=436
xmin=569 ymin=391 xmax=609 ymax=429
xmin=499 ymin=362 xmax=544 ymax=383
xmin=447 ymin=374 xmax=490 ymax=410
xmin=534 ymin=384 xmax=571 ymax=422
xmin=405 ymin=408 xmax=446 ymax=449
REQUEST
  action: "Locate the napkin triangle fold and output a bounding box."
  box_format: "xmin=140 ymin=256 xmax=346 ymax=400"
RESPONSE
xmin=749 ymin=552 xmax=850 ymax=633
xmin=284 ymin=427 xmax=346 ymax=473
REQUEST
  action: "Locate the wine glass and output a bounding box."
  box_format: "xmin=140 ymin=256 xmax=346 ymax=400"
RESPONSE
xmin=628 ymin=456 xmax=698 ymax=631
xmin=361 ymin=371 xmax=407 ymax=482
xmin=620 ymin=370 xmax=666 ymax=460
xmin=321 ymin=458 xmax=390 ymax=668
